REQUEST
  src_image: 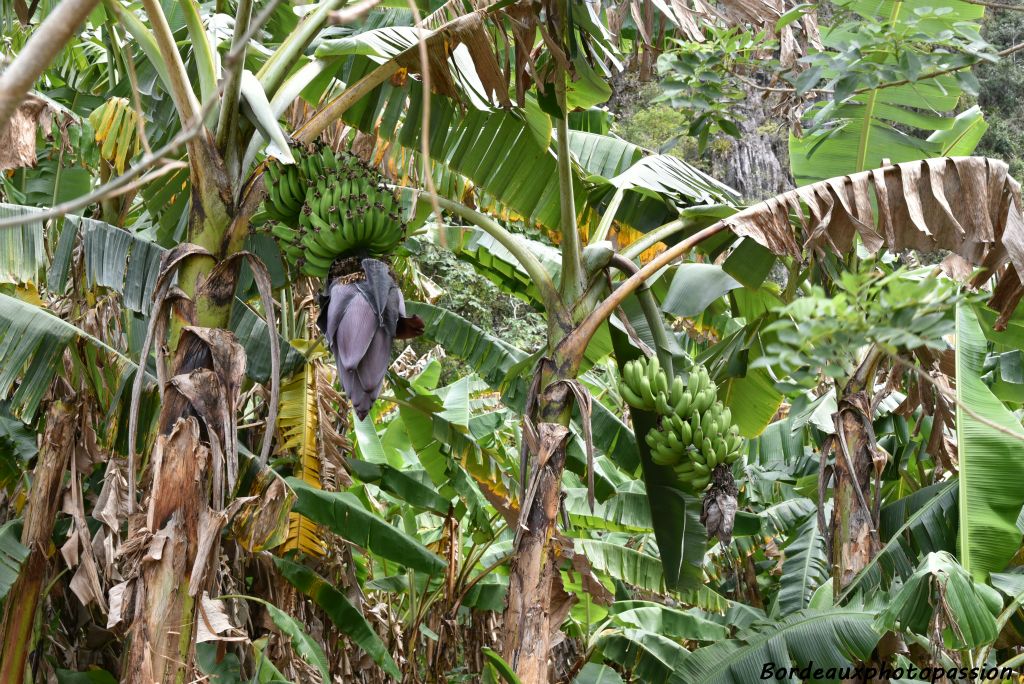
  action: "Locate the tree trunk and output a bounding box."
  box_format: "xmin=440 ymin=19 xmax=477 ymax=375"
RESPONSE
xmin=122 ymin=315 xmax=248 ymax=681
xmin=830 ymin=351 xmax=889 ymax=684
xmin=0 ymin=402 xmax=76 ymax=682
xmin=502 ymin=375 xmax=574 ymax=683
xmin=831 ymin=391 xmax=880 ymax=591
xmin=830 ymin=350 xmax=883 ymax=595
xmin=121 ymin=153 xmax=247 ymax=677
xmin=123 ymin=416 xmax=209 ymax=682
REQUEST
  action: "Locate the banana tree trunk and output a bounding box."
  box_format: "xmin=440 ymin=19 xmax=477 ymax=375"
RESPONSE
xmin=123 ymin=415 xmax=208 ymax=682
xmin=122 ymin=159 xmax=248 ymax=680
xmin=831 ymin=394 xmax=880 ymax=592
xmin=833 ymin=351 xmax=903 ymax=684
xmin=502 ymin=364 xmax=576 ymax=682
xmin=0 ymin=402 xmax=76 ymax=682
xmin=830 ymin=349 xmax=883 ymax=595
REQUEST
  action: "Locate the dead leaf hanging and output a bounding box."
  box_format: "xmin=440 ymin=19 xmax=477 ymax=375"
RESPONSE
xmin=720 ymin=157 xmax=1024 ymax=327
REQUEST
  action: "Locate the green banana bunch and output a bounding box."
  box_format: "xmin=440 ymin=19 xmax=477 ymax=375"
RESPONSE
xmin=620 ymin=358 xmax=746 ymax=493
xmin=262 ymin=145 xmax=409 ymax=277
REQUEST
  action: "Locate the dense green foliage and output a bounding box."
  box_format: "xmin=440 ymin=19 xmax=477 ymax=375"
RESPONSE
xmin=2 ymin=0 xmax=1024 ymax=682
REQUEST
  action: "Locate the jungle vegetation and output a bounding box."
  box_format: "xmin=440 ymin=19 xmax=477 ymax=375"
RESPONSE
xmin=1 ymin=0 xmax=1024 ymax=682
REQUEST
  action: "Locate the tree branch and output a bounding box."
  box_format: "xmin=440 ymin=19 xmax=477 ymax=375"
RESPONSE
xmin=608 ymin=254 xmax=675 ymax=377
xmin=849 ymin=40 xmax=1024 ymax=96
xmin=961 ymin=0 xmax=1024 ymax=11
xmin=0 ymin=0 xmax=100 ymax=136
xmin=560 ymin=221 xmax=729 ymax=369
xmin=403 ymin=0 xmax=445 ymax=242
xmin=329 ymin=0 xmax=384 ymax=24
xmin=0 ymin=106 xmax=209 ymax=229
xmin=181 ymin=0 xmax=218 ymax=107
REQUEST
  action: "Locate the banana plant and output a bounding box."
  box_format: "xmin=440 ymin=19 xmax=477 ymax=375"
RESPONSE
xmin=5 ymin=0 xmax=1024 ymax=681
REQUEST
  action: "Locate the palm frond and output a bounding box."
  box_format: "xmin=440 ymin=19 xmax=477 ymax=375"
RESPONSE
xmin=774 ymin=515 xmax=829 ymax=616
xmin=279 ymin=360 xmax=328 ymax=557
xmin=674 ymin=608 xmax=881 ymax=683
xmin=0 ymin=293 xmax=148 ymax=419
xmin=0 ymin=204 xmax=46 ymax=285
xmin=721 ymin=157 xmax=1024 ymax=324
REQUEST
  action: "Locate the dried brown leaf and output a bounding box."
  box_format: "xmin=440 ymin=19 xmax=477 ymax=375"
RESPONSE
xmin=724 ymin=157 xmax=1024 ymax=323
xmin=0 ymin=94 xmax=49 ymax=170
xmin=195 ymin=592 xmax=246 ymax=642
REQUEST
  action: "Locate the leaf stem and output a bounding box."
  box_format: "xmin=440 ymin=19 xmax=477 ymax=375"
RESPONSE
xmin=590 ymin=187 xmax=625 ymax=244
xmin=560 ymin=222 xmax=729 ymax=370
xmin=555 ymin=76 xmax=583 ymax=310
xmin=256 ymin=0 xmax=348 ymax=99
xmin=621 ymin=217 xmax=685 ymax=260
xmin=415 ymin=192 xmax=570 ymax=325
xmin=139 ymin=0 xmax=201 ymax=128
xmin=608 ymin=254 xmax=674 ymax=377
xmin=215 ymin=0 xmax=253 ymax=154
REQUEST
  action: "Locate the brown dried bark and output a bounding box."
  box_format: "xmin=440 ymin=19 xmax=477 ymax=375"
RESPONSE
xmin=123 ymin=327 xmax=246 ymax=682
xmin=0 ymin=402 xmax=76 ymax=682
xmin=829 ymin=353 xmax=892 ymax=684
xmin=502 ymin=378 xmax=574 ymax=683
xmin=0 ymin=94 xmax=49 ymax=171
xmin=123 ymin=417 xmax=209 ymax=683
xmin=831 ymin=392 xmax=880 ymax=591
xmin=830 ymin=351 xmax=883 ymax=595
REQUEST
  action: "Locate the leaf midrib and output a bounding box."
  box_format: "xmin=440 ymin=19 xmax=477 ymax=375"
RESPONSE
xmin=856 ymin=0 xmax=905 ymax=172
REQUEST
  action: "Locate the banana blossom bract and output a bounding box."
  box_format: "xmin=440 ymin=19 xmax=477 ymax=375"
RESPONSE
xmin=318 ymin=258 xmax=423 ymax=419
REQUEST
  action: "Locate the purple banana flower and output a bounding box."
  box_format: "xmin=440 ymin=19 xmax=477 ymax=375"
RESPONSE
xmin=318 ymin=258 xmax=424 ymax=420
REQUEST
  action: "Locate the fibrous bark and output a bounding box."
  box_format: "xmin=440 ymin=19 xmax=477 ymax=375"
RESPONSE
xmin=123 ymin=417 xmax=209 ymax=683
xmin=123 ymin=327 xmax=246 ymax=682
xmin=831 ymin=391 xmax=880 ymax=592
xmin=503 ymin=378 xmax=575 ymax=683
xmin=0 ymin=402 xmax=76 ymax=682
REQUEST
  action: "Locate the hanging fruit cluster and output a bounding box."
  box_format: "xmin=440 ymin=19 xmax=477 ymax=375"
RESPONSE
xmin=619 ymin=357 xmax=744 ymax=492
xmin=88 ymin=97 xmax=142 ymax=174
xmin=262 ymin=145 xmax=407 ymax=277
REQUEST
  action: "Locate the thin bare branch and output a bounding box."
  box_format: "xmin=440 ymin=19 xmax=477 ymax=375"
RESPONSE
xmin=888 ymin=353 xmax=1024 ymax=444
xmin=961 ymin=0 xmax=1024 ymax=11
xmin=0 ymin=103 xmax=211 ymax=229
xmin=404 ymin=0 xmax=445 ymax=242
xmin=849 ymin=40 xmax=1024 ymax=96
xmin=0 ymin=0 xmax=101 ymax=135
xmin=329 ymin=0 xmax=384 ymax=24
